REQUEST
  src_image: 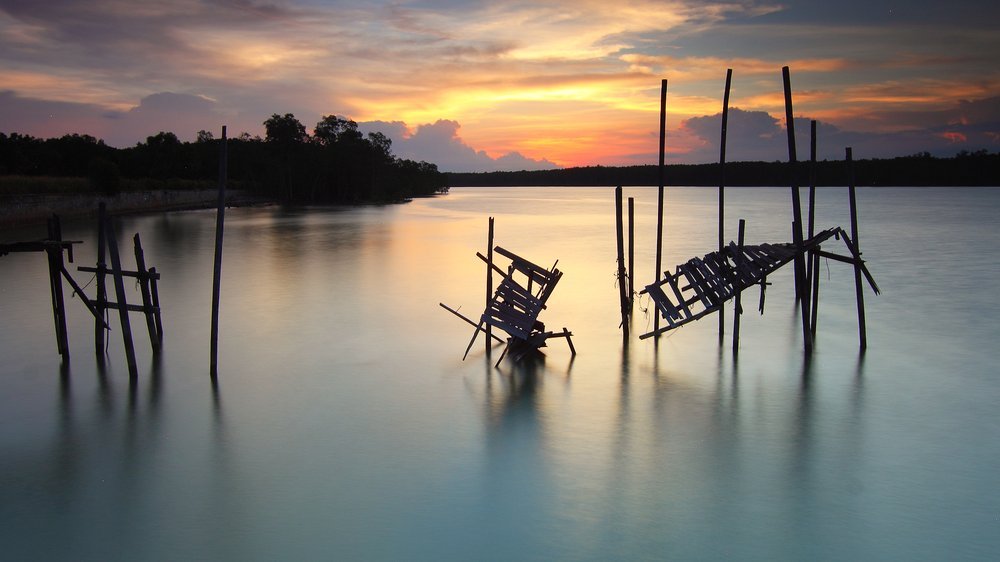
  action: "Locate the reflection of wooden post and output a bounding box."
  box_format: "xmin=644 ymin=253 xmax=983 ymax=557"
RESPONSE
xmin=732 ymin=219 xmax=745 ymax=354
xmin=653 ymin=79 xmax=667 ymax=335
xmin=46 ymin=215 xmax=70 ymax=359
xmin=106 ymin=221 xmax=138 ymax=381
xmin=210 ymin=126 xmax=227 ymax=379
xmin=615 ymin=186 xmax=629 ymax=338
xmin=627 ymin=196 xmax=634 ymax=311
xmin=718 ymin=68 xmax=732 ymax=343
xmin=847 ymin=147 xmax=867 ymax=349
xmin=782 ymin=66 xmax=812 ymax=352
xmin=486 ymin=217 xmax=494 ymax=356
xmin=95 ymin=203 xmax=107 ymax=360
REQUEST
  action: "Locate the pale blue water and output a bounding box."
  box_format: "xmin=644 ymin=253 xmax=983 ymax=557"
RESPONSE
xmin=1 ymin=186 xmax=999 ymax=560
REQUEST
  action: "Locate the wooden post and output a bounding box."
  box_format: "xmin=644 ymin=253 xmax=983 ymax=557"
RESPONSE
xmin=627 ymin=196 xmax=635 ymax=311
xmin=106 ymin=220 xmax=138 ymax=380
xmin=210 ymin=126 xmax=228 ymax=379
xmin=615 ymin=186 xmax=629 ymax=337
xmin=810 ymin=249 xmax=821 ymax=337
xmin=133 ymin=233 xmax=160 ymax=353
xmin=847 ymin=147 xmax=868 ymax=349
xmin=782 ymin=66 xmax=812 ymax=352
xmin=806 ymin=120 xmax=817 ymax=297
xmin=150 ymin=266 xmax=163 ymax=342
xmin=653 ymin=79 xmax=667 ymax=335
xmin=486 ymin=216 xmax=494 ymax=356
xmin=808 ymin=120 xmax=817 ymax=241
xmin=732 ymin=219 xmax=745 ymax=354
xmin=95 ymin=202 xmax=107 ymax=360
xmin=46 ymin=215 xmax=70 ymax=359
xmin=718 ymin=68 xmax=732 ymax=343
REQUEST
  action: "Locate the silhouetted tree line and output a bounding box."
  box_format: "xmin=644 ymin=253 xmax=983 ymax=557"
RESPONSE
xmin=447 ymin=150 xmax=1000 ymax=187
xmin=0 ymin=114 xmax=448 ymax=203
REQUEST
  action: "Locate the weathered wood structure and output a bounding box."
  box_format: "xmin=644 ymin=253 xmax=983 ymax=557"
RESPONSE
xmin=441 ymin=219 xmax=575 ymax=367
xmin=1 ymin=206 xmax=163 ymax=380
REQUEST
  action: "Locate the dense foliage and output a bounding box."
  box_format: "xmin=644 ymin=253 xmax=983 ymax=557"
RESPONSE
xmin=0 ymin=114 xmax=449 ymax=203
xmin=447 ymin=150 xmax=1000 ymax=187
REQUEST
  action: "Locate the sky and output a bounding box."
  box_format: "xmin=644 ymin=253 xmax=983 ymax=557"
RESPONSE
xmin=0 ymin=0 xmax=997 ymax=172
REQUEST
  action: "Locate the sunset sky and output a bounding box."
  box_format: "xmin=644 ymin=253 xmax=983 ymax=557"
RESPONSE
xmin=1 ymin=0 xmax=997 ymax=171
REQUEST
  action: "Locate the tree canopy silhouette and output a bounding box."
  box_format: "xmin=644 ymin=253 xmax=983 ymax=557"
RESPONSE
xmin=1 ymin=113 xmax=449 ymax=204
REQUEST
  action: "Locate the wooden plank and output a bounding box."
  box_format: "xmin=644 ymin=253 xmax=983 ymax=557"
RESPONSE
xmin=77 ymin=266 xmax=160 ymax=280
xmin=440 ymin=302 xmax=504 ymax=343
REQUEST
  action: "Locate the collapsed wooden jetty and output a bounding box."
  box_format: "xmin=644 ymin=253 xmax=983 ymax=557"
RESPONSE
xmin=441 ymin=218 xmax=575 ymax=367
xmin=640 ymin=226 xmax=880 ymax=340
xmin=0 ymin=205 xmax=162 ymax=380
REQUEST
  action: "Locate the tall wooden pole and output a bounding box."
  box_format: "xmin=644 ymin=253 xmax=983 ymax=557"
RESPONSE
xmin=782 ymin=66 xmax=812 ymax=352
xmin=808 ymin=120 xmax=819 ymax=337
xmin=847 ymin=147 xmax=868 ymax=349
xmin=627 ymin=196 xmax=635 ymax=312
xmin=210 ymin=126 xmax=228 ymax=379
xmin=486 ymin=217 xmax=494 ymax=356
xmin=615 ymin=186 xmax=630 ymax=338
xmin=653 ymin=79 xmax=667 ymax=335
xmin=718 ymin=68 xmax=732 ymax=343
xmin=95 ymin=202 xmax=107 ymax=360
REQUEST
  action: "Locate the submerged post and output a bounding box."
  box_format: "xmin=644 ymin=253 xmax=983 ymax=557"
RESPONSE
xmin=718 ymin=68 xmax=732 ymax=343
xmin=46 ymin=215 xmax=70 ymax=359
xmin=782 ymin=66 xmax=812 ymax=352
xmin=653 ymin=79 xmax=667 ymax=335
xmin=486 ymin=216 xmax=495 ymax=356
xmin=133 ymin=233 xmax=160 ymax=353
xmin=808 ymin=121 xmax=819 ymax=337
xmin=94 ymin=202 xmax=107 ymax=360
xmin=627 ymin=196 xmax=635 ymax=311
xmin=847 ymin=147 xmax=868 ymax=349
xmin=210 ymin=126 xmax=228 ymax=379
xmin=615 ymin=186 xmax=629 ymax=338
xmin=732 ymin=218 xmax=745 ymax=354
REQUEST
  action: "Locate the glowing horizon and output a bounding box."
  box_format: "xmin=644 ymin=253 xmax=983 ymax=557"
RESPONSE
xmin=0 ymin=1 xmax=997 ymax=171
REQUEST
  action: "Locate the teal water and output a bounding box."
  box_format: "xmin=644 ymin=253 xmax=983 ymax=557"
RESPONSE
xmin=2 ymin=186 xmax=998 ymax=560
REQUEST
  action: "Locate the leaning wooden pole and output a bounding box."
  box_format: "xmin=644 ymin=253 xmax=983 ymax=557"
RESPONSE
xmin=615 ymin=186 xmax=629 ymax=338
xmin=782 ymin=66 xmax=812 ymax=351
xmin=653 ymin=79 xmax=667 ymax=335
xmin=718 ymin=68 xmax=732 ymax=343
xmin=133 ymin=233 xmax=160 ymax=353
xmin=846 ymin=147 xmax=868 ymax=349
xmin=106 ymin=220 xmax=138 ymax=381
xmin=210 ymin=126 xmax=228 ymax=379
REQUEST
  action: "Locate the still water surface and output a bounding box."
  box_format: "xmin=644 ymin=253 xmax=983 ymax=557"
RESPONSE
xmin=2 ymin=186 xmax=999 ymax=560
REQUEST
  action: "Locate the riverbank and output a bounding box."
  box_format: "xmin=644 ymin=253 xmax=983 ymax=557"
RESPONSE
xmin=0 ymin=189 xmax=274 ymax=231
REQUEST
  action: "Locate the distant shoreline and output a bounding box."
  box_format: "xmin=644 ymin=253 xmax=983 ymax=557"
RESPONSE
xmin=0 ymin=189 xmax=274 ymax=231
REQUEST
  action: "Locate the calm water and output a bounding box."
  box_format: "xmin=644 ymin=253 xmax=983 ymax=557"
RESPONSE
xmin=2 ymin=186 xmax=999 ymax=561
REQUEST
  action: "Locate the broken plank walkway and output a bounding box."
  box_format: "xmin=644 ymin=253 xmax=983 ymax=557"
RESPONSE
xmin=640 ymin=226 xmax=879 ymax=340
